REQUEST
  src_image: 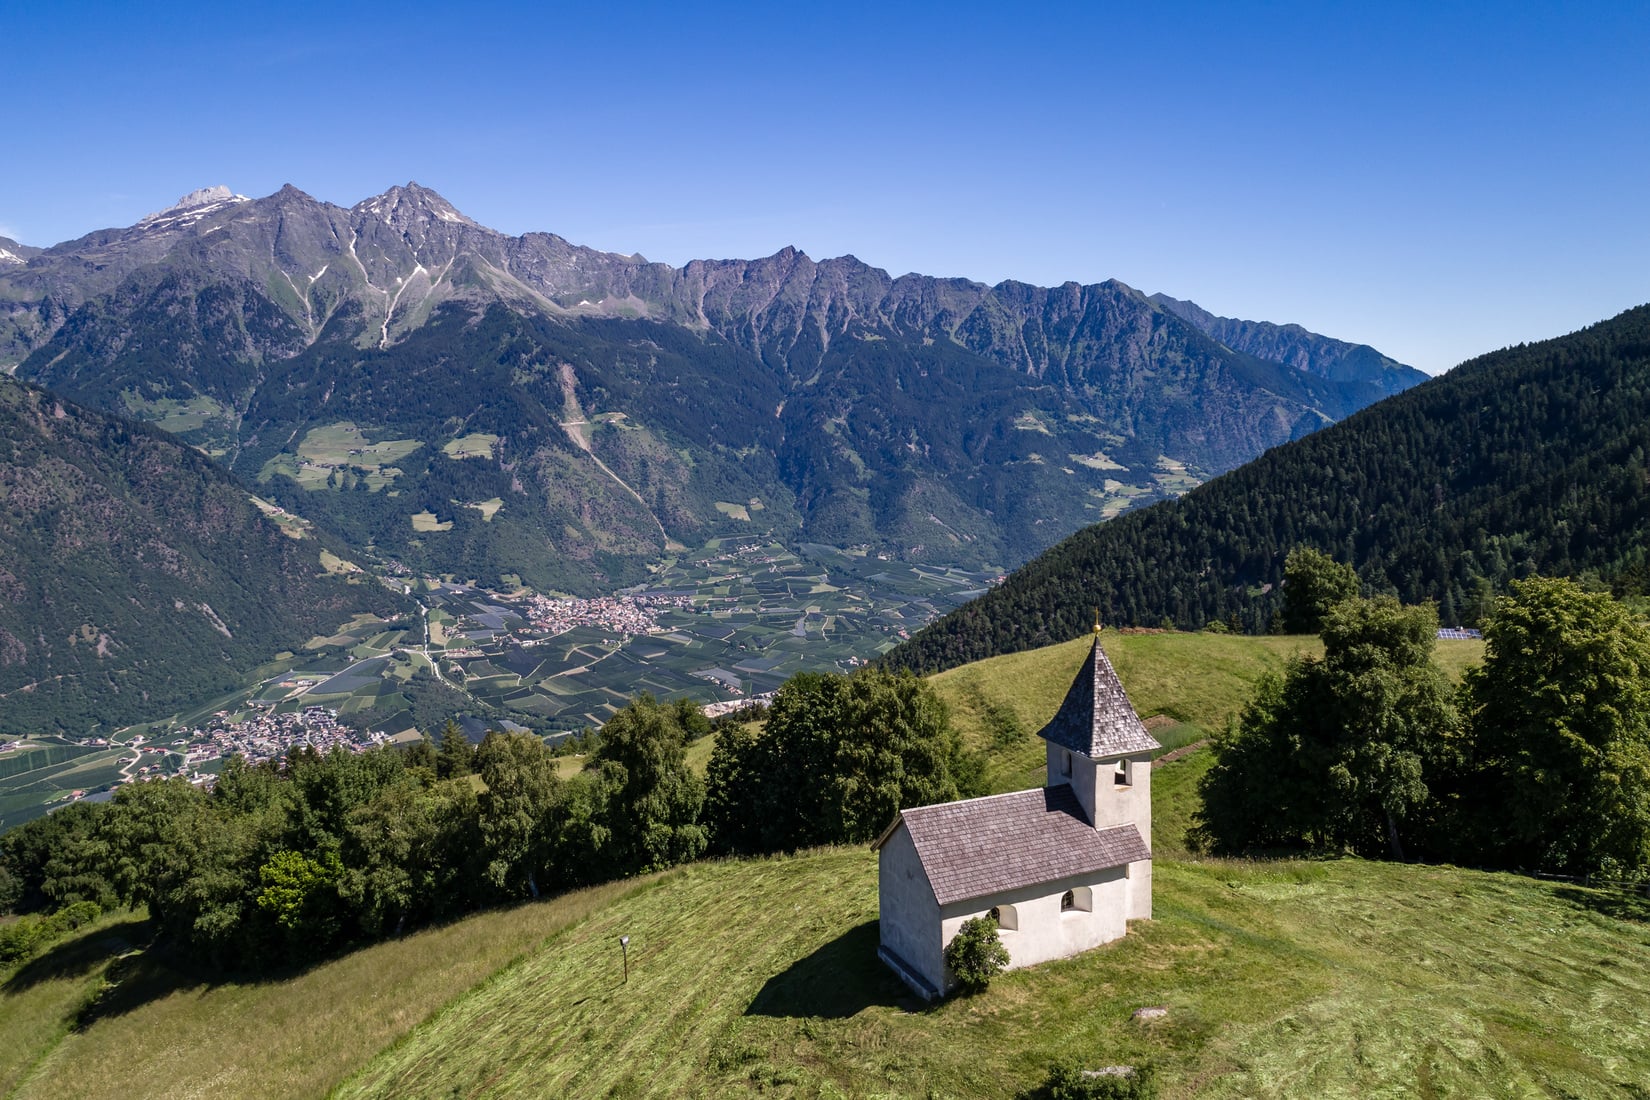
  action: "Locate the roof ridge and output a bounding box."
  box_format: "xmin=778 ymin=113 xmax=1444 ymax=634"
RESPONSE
xmin=900 ymin=785 xmax=1048 ymax=814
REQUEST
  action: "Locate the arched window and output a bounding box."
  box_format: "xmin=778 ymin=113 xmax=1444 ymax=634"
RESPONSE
xmin=989 ymin=903 xmax=1018 ymax=931
xmin=1061 ymin=887 xmax=1093 ymax=913
xmin=1113 ymin=758 xmax=1131 ymax=787
xmin=1060 ymin=890 xmax=1075 ymax=911
xmin=1060 ymin=750 xmax=1072 ymax=778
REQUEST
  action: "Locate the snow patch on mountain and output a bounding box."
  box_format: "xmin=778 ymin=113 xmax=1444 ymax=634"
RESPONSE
xmin=137 ymin=185 xmax=250 ymax=231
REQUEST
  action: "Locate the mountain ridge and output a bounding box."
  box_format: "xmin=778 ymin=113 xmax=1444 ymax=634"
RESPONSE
xmin=1150 ymin=292 xmax=1425 ymax=394
xmin=1 ymin=184 xmax=1421 ymax=395
xmin=0 ymin=183 xmax=1426 ymax=595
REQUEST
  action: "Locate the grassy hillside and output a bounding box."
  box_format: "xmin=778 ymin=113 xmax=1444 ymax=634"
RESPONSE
xmin=17 ymin=633 xmax=1645 ymax=1100
xmin=334 ymin=849 xmax=1649 ymax=1099
xmin=1 ymin=882 xmax=639 ymax=1099
xmin=930 ymin=630 xmax=1482 ymax=799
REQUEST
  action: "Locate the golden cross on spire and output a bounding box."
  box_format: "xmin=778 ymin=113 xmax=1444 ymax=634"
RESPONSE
xmin=1093 ymin=608 xmax=1102 ymax=635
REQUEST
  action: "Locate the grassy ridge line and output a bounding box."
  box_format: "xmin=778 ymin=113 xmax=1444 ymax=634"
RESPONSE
xmin=930 ymin=631 xmax=1482 ymax=797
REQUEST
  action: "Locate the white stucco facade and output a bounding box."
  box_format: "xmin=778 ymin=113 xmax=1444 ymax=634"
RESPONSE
xmin=937 ymin=863 xmax=1137 ymax=974
xmin=876 ymin=823 xmax=944 ymax=997
xmin=1048 ymin=740 xmax=1152 ymax=835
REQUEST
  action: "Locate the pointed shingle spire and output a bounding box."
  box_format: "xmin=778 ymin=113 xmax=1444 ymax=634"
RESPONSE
xmin=1036 ymin=636 xmax=1160 ymax=759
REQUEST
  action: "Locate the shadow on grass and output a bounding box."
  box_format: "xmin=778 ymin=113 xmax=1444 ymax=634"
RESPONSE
xmin=1554 ymin=885 xmax=1650 ymax=925
xmin=1 ymin=917 xmax=150 ymax=995
xmin=744 ymin=920 xmax=915 ymax=1019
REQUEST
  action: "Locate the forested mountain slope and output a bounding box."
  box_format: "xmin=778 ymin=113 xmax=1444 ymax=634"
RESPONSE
xmin=0 ymin=184 xmax=1421 ymax=585
xmin=0 ymin=376 xmax=405 ymax=733
xmin=888 ymin=304 xmax=1650 ymax=672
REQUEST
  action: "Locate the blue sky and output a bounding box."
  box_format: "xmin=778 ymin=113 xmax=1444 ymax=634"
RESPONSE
xmin=4 ymin=1 xmax=1646 ymax=373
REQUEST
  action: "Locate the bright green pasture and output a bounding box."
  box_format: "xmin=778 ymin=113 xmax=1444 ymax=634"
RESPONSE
xmin=337 ymin=840 xmax=1650 ymax=1099
xmin=443 ymin=432 xmax=500 ymax=459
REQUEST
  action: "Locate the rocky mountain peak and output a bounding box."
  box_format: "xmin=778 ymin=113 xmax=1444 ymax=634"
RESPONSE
xmin=0 ymin=236 xmax=35 ymax=267
xmin=353 ymin=182 xmax=476 ymax=228
xmin=270 ymin=183 xmax=319 ymax=204
xmin=138 ymin=185 xmax=249 ymax=228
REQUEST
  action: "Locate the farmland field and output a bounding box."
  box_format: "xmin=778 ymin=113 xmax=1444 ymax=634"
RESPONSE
xmin=257 ymin=421 xmax=424 ymax=491
xmin=176 ymin=536 xmax=1001 ymax=735
xmin=442 ymin=432 xmax=500 ymax=459
xmin=0 ymin=535 xmax=998 ymax=821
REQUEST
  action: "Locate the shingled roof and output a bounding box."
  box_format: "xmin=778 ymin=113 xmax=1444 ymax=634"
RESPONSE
xmin=874 ymin=786 xmax=1151 ymax=906
xmin=1036 ymin=636 xmax=1160 ymax=759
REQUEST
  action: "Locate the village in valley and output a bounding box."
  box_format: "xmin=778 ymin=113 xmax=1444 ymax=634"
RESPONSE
xmin=0 ymin=535 xmax=998 ymax=831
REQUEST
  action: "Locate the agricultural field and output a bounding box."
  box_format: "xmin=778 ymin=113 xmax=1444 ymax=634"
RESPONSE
xmin=442 ymin=432 xmax=500 ymax=459
xmin=257 ymin=421 xmax=424 ymax=491
xmin=0 ymin=534 xmax=997 ymax=824
xmin=184 ymin=536 xmax=999 ymax=736
xmin=0 ymin=740 xmax=135 ymax=832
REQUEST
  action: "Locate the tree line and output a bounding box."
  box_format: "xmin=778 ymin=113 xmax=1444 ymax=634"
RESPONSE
xmin=1196 ymin=569 xmax=1650 ymax=879
xmin=0 ymin=668 xmax=979 ymax=973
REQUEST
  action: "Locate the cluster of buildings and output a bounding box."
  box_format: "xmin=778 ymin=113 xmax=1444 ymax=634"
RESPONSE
xmin=523 ymin=593 xmax=693 ymax=638
xmin=700 ymin=693 xmax=776 ymax=719
xmin=178 ymin=706 xmax=386 ymax=768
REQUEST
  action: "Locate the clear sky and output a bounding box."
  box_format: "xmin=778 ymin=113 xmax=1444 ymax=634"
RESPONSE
xmin=4 ymin=0 xmax=1646 ymax=373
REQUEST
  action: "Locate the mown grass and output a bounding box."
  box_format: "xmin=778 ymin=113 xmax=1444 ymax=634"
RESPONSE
xmin=0 ymin=911 xmax=146 ymax=1096
xmin=4 ymin=882 xmax=639 ymax=1100
xmin=336 ymin=834 xmax=1650 ymax=1099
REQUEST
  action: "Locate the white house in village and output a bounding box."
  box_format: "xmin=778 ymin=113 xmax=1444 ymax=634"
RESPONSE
xmin=873 ymin=633 xmax=1158 ymax=999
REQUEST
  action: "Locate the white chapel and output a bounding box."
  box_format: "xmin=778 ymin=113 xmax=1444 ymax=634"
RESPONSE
xmin=873 ymin=633 xmax=1158 ymax=999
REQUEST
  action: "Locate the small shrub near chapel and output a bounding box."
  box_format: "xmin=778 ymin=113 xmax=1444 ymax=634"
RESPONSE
xmin=1015 ymin=1062 xmax=1158 ymax=1100
xmin=944 ymin=915 xmax=1010 ymax=993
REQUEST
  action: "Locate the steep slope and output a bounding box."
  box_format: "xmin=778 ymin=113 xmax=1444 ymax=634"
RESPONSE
xmin=0 ymin=375 xmax=405 ymax=733
xmin=1150 ymin=292 xmax=1427 ymax=396
xmin=888 ymin=304 xmax=1650 ymax=671
xmin=2 ymin=184 xmax=1422 ymax=584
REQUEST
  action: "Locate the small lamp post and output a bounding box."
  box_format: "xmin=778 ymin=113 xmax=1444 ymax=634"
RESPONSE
xmin=619 ymin=934 xmax=630 ymax=984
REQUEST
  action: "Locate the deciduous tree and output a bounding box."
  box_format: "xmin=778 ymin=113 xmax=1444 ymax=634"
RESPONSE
xmin=1196 ymin=597 xmax=1461 ymax=858
xmin=1464 ymin=576 xmax=1650 ymax=874
xmin=1282 ymin=547 xmax=1360 ymax=634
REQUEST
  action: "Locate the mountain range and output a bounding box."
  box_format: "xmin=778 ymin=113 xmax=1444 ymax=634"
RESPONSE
xmin=1 ymin=184 xmax=1423 ymax=595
